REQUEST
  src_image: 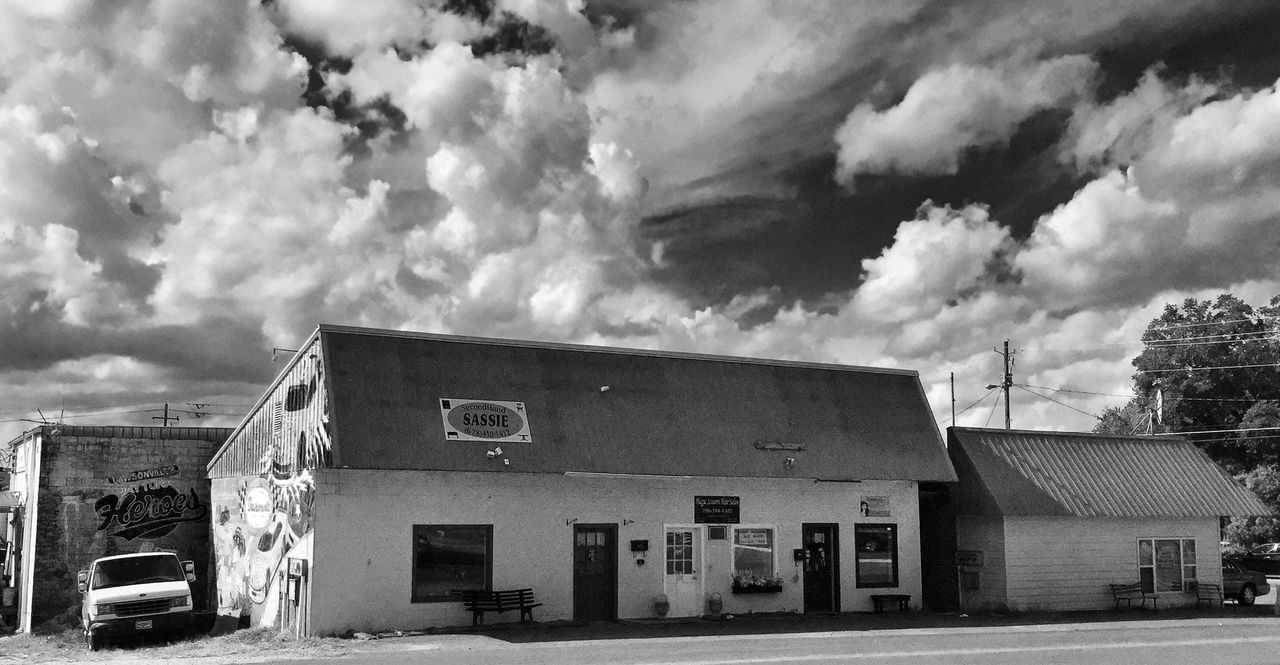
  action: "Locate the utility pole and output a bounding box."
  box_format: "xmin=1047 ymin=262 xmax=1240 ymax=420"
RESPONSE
xmin=999 ymin=340 xmax=1014 ymax=429
xmin=152 ymin=402 xmax=179 ymax=426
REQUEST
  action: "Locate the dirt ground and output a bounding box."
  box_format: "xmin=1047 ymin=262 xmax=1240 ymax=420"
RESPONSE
xmin=0 ymin=627 xmax=353 ymax=665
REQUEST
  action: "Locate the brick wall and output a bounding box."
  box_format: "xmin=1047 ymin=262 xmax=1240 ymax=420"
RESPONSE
xmin=31 ymin=427 xmax=229 ymax=626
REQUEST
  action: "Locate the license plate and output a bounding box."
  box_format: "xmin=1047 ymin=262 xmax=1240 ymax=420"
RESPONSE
xmin=135 ymin=620 xmax=153 ymax=630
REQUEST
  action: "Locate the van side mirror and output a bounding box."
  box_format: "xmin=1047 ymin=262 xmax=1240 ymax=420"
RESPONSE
xmin=182 ymin=560 xmax=196 ymax=583
xmin=77 ymin=570 xmax=89 ymax=594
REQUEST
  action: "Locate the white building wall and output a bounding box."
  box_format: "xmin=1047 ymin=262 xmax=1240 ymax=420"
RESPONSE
xmin=309 ymin=469 xmax=922 ymax=635
xmin=13 ymin=432 xmax=39 ymax=633
xmin=955 ymin=515 xmax=1007 ymax=613
xmin=1002 ymin=516 xmax=1221 ymax=611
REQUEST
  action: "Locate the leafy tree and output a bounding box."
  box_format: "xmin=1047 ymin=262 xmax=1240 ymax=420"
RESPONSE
xmin=1118 ymin=294 xmax=1280 ymax=472
xmin=1093 ymin=403 xmax=1150 ymax=436
xmin=1221 ymin=465 xmax=1280 ymax=552
xmin=1097 ymin=293 xmax=1280 ymax=547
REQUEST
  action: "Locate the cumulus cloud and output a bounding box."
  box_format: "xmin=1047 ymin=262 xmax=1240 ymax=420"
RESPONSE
xmin=852 ymin=203 xmax=1014 ymax=324
xmin=272 ymin=0 xmax=438 ymax=55
xmin=834 ymin=55 xmax=1097 ymax=181
xmin=1063 ymin=68 xmax=1218 ymax=172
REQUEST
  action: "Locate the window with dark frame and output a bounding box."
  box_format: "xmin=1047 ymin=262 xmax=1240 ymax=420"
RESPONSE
xmin=412 ymin=524 xmax=493 ymax=603
xmin=732 ymin=527 xmax=776 ymax=579
xmin=854 ymin=523 xmax=898 ymax=588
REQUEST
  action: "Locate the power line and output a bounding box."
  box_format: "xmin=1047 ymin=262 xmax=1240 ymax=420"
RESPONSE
xmin=0 ymin=401 xmax=252 ymax=417
xmin=985 ymin=390 xmax=1002 ymax=428
xmin=1016 ymin=384 xmax=1278 ymax=403
xmin=1150 ymin=425 xmax=1280 ymax=436
xmin=1146 ymin=328 xmax=1275 ymax=340
xmin=0 ymin=401 xmax=251 ymax=425
xmin=1142 ymin=337 xmax=1277 ymax=350
xmin=1015 ymin=385 xmax=1098 ymax=419
xmin=1136 ymin=362 xmax=1279 ymax=374
xmin=1185 ymin=432 xmax=1280 ymax=444
xmin=942 ymin=388 xmax=999 ymax=425
xmin=1148 ymin=316 xmax=1279 ymax=330
xmin=1030 ymin=333 xmax=1276 ymax=353
xmin=0 ymin=408 xmax=163 ymax=424
xmin=1017 ymin=384 xmax=1132 ymax=399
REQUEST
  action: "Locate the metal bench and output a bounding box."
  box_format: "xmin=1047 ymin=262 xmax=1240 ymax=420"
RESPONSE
xmin=869 ymin=593 xmax=911 ymax=612
xmin=1193 ymin=581 xmax=1223 ymax=608
xmin=1109 ymin=582 xmax=1155 ymax=609
xmin=459 ymin=588 xmax=542 ymax=626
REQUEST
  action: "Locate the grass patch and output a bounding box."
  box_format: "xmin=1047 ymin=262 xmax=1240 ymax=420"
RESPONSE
xmin=0 ymin=626 xmax=351 ymax=663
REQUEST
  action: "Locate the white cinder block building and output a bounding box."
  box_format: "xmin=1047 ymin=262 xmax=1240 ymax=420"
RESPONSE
xmin=948 ymin=427 xmax=1270 ymax=612
xmin=206 ymin=325 xmax=956 ymax=635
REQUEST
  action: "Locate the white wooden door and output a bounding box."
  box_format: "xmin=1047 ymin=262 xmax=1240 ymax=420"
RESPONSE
xmin=664 ymin=526 xmax=703 ymax=617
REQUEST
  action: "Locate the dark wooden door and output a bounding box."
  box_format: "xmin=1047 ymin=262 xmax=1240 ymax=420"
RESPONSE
xmin=573 ymin=524 xmax=617 ymax=621
xmin=803 ymin=523 xmax=839 ymax=613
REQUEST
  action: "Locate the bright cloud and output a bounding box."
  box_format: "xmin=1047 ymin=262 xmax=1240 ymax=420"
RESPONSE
xmin=1 ymin=0 xmax=1279 ymax=447
xmin=834 ymin=55 xmax=1097 ymax=180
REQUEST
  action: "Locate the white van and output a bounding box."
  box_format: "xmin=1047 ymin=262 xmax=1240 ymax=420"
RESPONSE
xmin=76 ymin=551 xmax=196 ymax=650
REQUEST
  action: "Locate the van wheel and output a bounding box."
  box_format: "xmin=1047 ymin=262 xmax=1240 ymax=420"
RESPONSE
xmin=86 ymin=630 xmax=99 ymax=651
xmin=1240 ymin=584 xmax=1257 ymax=605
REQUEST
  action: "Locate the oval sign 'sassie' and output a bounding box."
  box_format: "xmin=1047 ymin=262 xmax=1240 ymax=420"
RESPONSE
xmin=446 ymin=401 xmax=525 ymax=439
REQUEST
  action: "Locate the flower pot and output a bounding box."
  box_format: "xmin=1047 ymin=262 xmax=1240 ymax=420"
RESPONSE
xmin=654 ymin=594 xmax=670 ymax=617
xmin=706 ymin=592 xmax=723 ymax=615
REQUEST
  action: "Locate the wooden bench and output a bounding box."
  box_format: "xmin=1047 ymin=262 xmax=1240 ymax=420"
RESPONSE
xmin=1193 ymin=581 xmax=1223 ymax=608
xmin=870 ymin=593 xmax=911 ymax=613
xmin=1109 ymin=582 xmax=1156 ymax=610
xmin=459 ymin=588 xmax=541 ymax=626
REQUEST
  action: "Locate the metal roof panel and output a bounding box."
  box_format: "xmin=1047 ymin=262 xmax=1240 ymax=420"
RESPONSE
xmin=949 ymin=427 xmax=1270 ymax=517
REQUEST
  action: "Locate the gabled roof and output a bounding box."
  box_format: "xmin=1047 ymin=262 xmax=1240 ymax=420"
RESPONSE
xmin=949 ymin=427 xmax=1270 ymax=518
xmin=315 ymin=325 xmax=956 ymax=481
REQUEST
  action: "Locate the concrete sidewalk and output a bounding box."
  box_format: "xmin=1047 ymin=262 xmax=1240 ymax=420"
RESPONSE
xmin=377 ymin=603 xmax=1279 ymax=645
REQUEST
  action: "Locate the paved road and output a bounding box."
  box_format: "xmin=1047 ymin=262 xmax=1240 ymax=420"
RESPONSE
xmin=308 ymin=618 xmax=1280 ymax=665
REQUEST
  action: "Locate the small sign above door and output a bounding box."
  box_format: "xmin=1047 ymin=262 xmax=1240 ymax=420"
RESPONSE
xmin=694 ymin=495 xmax=740 ymax=524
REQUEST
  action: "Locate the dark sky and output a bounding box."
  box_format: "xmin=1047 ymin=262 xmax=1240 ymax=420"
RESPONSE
xmin=640 ymin=1 xmax=1280 ymax=312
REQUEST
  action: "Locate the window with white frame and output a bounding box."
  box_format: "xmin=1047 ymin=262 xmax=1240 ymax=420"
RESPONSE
xmin=666 ymin=530 xmax=694 ymax=575
xmin=732 ymin=527 xmax=776 ymax=581
xmin=1138 ymin=538 xmax=1196 ymax=593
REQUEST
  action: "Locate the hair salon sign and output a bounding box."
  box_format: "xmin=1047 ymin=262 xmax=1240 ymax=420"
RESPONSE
xmin=439 ymin=398 xmax=532 ymax=443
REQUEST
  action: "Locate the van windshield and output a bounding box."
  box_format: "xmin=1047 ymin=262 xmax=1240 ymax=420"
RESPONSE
xmin=92 ymin=556 xmax=185 ymax=590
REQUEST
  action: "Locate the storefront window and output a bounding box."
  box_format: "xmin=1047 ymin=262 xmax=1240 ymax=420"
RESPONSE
xmin=855 ymin=524 xmax=898 ymax=588
xmin=412 ymin=524 xmax=492 ymax=602
xmin=1138 ymin=538 xmax=1195 ymax=593
xmin=732 ymin=527 xmax=775 ymax=579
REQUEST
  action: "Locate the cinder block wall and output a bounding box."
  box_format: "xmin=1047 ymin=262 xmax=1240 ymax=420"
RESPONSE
xmin=31 ymin=427 xmax=229 ymax=626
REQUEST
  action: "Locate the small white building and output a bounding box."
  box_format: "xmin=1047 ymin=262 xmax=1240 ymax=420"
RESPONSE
xmin=948 ymin=427 xmax=1270 ymax=612
xmin=206 ymin=325 xmax=957 ymax=635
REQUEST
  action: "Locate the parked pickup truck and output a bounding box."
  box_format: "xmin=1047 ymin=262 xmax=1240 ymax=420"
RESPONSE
xmin=77 ymin=551 xmax=196 ymax=650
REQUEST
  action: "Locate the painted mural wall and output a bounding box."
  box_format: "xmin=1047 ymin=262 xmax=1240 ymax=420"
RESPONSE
xmin=21 ymin=426 xmax=228 ymax=628
xmin=209 ymin=340 xmax=331 ymax=628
